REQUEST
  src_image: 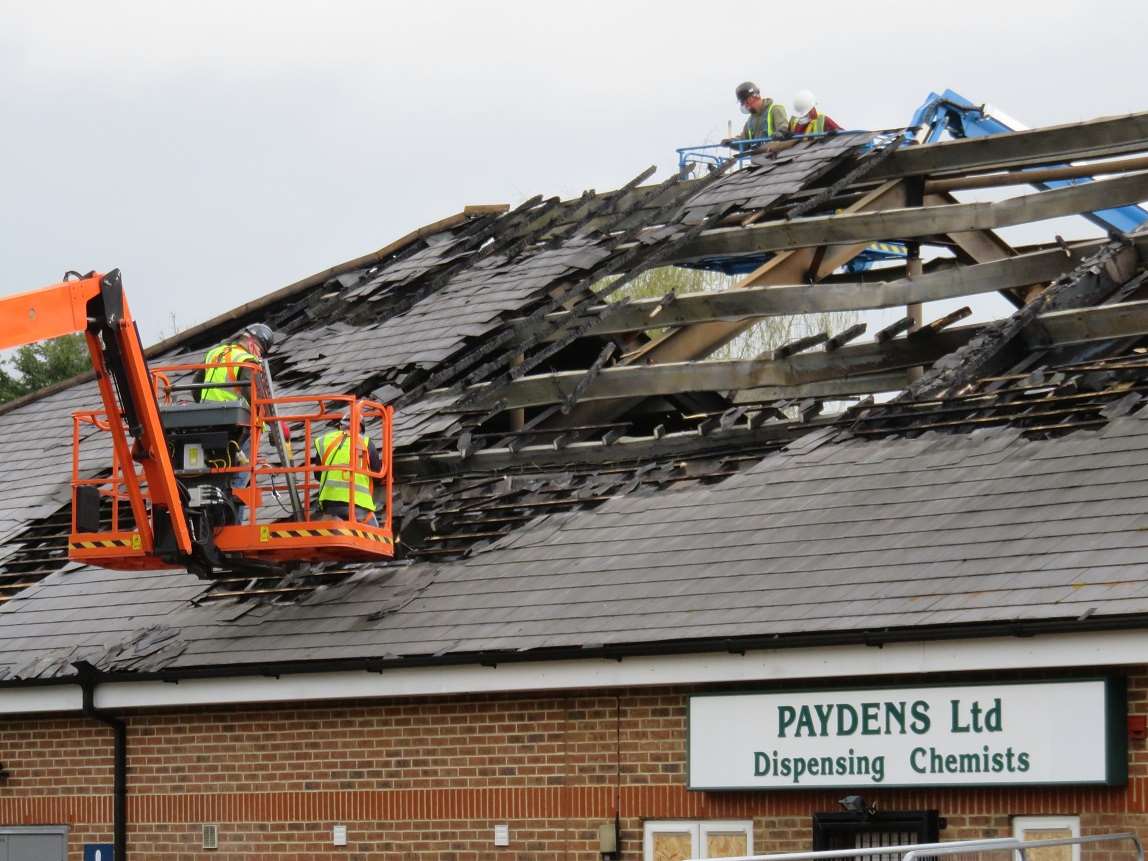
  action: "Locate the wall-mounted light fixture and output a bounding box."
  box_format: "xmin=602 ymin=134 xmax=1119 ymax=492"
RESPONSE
xmin=839 ymin=795 xmax=876 ymax=816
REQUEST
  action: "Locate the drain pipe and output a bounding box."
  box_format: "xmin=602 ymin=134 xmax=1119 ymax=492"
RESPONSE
xmin=74 ymin=662 xmax=127 ymax=860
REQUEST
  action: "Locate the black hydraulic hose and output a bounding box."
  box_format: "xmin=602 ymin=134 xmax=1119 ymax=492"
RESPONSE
xmin=76 ymin=664 xmax=127 ymax=861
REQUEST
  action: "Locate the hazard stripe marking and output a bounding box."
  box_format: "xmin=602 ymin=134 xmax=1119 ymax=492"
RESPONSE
xmin=267 ymin=527 xmax=392 ymax=545
xmin=70 ymin=538 xmax=134 ymax=550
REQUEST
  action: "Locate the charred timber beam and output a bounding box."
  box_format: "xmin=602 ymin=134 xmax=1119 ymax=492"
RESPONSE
xmin=449 ymin=292 xmax=1148 ymax=414
xmin=869 ymin=111 xmax=1148 ymax=180
xmin=901 ymin=241 xmax=1145 ymax=399
xmin=396 ymin=421 xmax=807 ymax=477
xmin=731 ymin=371 xmax=911 ymax=404
xmin=668 ymin=171 xmax=1148 ymax=262
xmin=461 ymin=329 xmax=977 ymax=410
xmin=621 ymin=181 xmax=910 ymax=368
xmin=514 ymin=239 xmax=1113 ymax=339
xmin=825 ymin=323 xmax=868 ymax=351
xmin=1029 ymin=298 xmax=1148 ymax=346
xmin=924 ymin=154 xmax=1148 ymax=193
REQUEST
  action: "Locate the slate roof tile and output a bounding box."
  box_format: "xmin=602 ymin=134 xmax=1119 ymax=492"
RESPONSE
xmin=4 ymin=404 xmax=1148 ymax=680
xmin=5 ymin=129 xmax=1148 ymax=681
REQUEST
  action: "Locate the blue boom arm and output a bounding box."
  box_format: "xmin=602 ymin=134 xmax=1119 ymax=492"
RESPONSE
xmin=911 ymin=89 xmax=1148 ymax=234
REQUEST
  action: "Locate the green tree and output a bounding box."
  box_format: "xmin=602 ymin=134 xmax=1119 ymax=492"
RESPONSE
xmin=0 ymin=334 xmax=90 ymax=403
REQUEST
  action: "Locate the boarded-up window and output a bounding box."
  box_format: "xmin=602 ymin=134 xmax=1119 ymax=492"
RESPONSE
xmin=1013 ymin=816 xmax=1080 ymax=861
xmin=704 ymin=829 xmax=750 ymax=857
xmin=651 ymin=829 xmax=695 ymax=861
xmin=644 ymin=821 xmax=754 ymax=861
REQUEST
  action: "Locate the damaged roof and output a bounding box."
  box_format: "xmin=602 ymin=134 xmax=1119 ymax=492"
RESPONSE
xmin=6 ymin=404 xmax=1148 ymax=679
xmin=4 ymin=114 xmax=1148 ymax=682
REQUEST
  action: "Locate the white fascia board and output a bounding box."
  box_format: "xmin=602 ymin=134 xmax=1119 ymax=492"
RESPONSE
xmin=2 ymin=628 xmax=1146 ymax=715
xmin=0 ymin=685 xmax=83 ymax=715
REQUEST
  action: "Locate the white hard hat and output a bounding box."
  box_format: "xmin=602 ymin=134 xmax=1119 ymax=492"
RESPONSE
xmin=793 ymin=89 xmax=817 ymax=116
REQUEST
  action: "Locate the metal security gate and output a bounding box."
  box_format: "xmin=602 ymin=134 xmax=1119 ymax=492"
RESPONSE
xmin=812 ymin=811 xmax=941 ymax=855
xmin=0 ymin=827 xmax=67 ymax=861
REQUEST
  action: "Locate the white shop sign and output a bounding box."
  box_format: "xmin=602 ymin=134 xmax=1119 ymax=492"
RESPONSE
xmin=689 ymin=679 xmax=1125 ymax=790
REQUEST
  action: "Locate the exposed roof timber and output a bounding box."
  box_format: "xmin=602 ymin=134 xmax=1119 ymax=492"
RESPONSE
xmin=732 ymin=372 xmax=909 ymax=404
xmin=870 ymin=111 xmax=1148 ymax=179
xmin=926 ymin=192 xmax=1021 ymax=306
xmin=904 ymin=241 xmax=1145 ymax=399
xmin=398 ymin=418 xmax=807 ymax=476
xmin=1034 ymin=297 xmax=1148 ymax=345
xmin=463 ymin=328 xmax=977 ymax=410
xmin=668 ymin=170 xmax=1148 ymax=262
xmin=458 ymin=295 xmax=1148 ymax=413
xmin=541 ymin=183 xmax=911 ymax=431
xmin=618 ymin=182 xmax=912 ymax=368
xmin=925 ymin=153 xmax=1148 ymax=193
xmin=407 ymin=168 xmax=740 ymax=412
xmin=518 ymin=239 xmax=1116 ymax=340
xmin=813 ymin=260 xmax=956 ymax=284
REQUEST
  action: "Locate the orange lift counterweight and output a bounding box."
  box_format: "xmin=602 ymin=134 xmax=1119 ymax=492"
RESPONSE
xmin=1 ymin=270 xmax=394 ymax=576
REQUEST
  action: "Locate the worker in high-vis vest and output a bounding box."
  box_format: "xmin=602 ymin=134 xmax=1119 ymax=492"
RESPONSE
xmin=311 ymin=412 xmax=382 ymax=526
xmin=197 ymin=323 xmax=275 ymax=405
xmin=721 ymin=81 xmax=789 ymax=146
xmin=195 ymin=323 xmax=276 ymax=497
xmin=788 ymin=90 xmax=843 ymax=136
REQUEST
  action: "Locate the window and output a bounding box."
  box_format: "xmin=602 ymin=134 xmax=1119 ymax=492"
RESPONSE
xmin=1013 ymin=815 xmax=1081 ymax=861
xmin=644 ymin=820 xmax=754 ymax=861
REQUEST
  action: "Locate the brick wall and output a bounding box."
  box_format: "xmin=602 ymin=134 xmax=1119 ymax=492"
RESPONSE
xmin=0 ymin=668 xmax=1144 ymax=859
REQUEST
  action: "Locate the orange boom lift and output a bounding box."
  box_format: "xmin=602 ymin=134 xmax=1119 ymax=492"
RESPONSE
xmin=0 ymin=270 xmax=394 ymax=575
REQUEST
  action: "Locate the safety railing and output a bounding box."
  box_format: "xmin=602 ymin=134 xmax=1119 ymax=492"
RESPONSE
xmin=676 ymin=136 xmax=779 ymax=177
xmin=701 ymin=831 xmax=1143 ymax=861
xmin=675 ymin=128 xmax=904 ymax=178
xmin=260 ymin=394 xmax=393 ymax=531
xmin=70 ymin=410 xmax=139 ymax=538
xmin=676 ymin=130 xmax=844 ymax=177
xmin=155 ymin=359 xmax=392 ymax=529
xmin=72 ymin=360 xmax=393 ymax=533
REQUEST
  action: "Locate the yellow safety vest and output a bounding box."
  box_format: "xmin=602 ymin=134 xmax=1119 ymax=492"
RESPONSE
xmin=791 ymin=113 xmax=826 ymax=135
xmin=314 ymin=430 xmax=375 ymax=512
xmin=744 ymin=101 xmax=780 ymax=140
xmin=202 ymin=343 xmax=258 ymax=403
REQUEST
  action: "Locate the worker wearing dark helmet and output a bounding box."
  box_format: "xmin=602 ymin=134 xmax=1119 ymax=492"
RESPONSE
xmin=195 ymin=323 xmax=276 ymax=502
xmin=197 ymin=323 xmax=275 ymax=405
xmin=722 ymin=81 xmax=789 ymax=146
xmin=310 ymin=410 xmax=382 ymax=527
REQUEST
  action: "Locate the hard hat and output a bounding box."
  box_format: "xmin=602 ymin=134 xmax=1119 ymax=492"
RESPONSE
xmin=336 ymin=407 xmax=363 ymax=430
xmin=735 ymin=81 xmax=760 ymax=103
xmin=793 ymin=89 xmax=817 ymax=116
xmin=240 ymin=323 xmax=275 ymax=353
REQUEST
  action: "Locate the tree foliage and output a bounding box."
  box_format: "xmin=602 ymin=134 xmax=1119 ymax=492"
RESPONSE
xmin=0 ymin=334 xmax=90 ymax=404
xmin=601 ymin=266 xmax=860 ymax=360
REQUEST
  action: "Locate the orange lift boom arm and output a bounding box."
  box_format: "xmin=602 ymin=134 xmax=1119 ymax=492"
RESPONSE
xmin=0 ymin=271 xmax=193 ymax=557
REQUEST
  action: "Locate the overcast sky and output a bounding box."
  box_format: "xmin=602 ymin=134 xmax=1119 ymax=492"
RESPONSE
xmin=4 ymin=0 xmax=1147 ymax=343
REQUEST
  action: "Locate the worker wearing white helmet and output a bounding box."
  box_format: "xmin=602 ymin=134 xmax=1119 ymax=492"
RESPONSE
xmin=789 ymin=89 xmax=843 ymax=135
